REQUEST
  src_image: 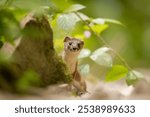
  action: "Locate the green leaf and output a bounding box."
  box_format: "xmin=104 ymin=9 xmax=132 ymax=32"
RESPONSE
xmin=16 ymin=70 xmax=40 ymax=92
xmin=79 ymin=64 xmax=90 ymax=76
xmin=91 ymin=24 xmax=109 ymax=34
xmin=94 ymin=47 xmax=111 ymax=54
xmin=92 ymin=18 xmax=105 ymax=25
xmin=57 ymin=11 xmax=89 ymax=33
xmin=57 ymin=13 xmax=79 ymax=32
xmin=92 ymin=18 xmax=124 ymax=26
xmin=78 ymin=48 xmax=91 ymax=59
xmin=90 ymin=47 xmax=112 ymax=67
xmin=106 ymin=65 xmax=128 ymax=82
xmin=76 ymin=12 xmax=90 ymax=21
xmin=105 ymin=19 xmax=124 ymax=26
xmin=0 ymin=9 xmax=20 ymax=42
xmin=51 ymin=0 xmax=71 ymax=11
xmin=126 ymin=70 xmax=144 ymax=86
xmin=65 ymin=4 xmax=86 ymax=13
xmin=91 ymin=53 xmax=112 ymax=67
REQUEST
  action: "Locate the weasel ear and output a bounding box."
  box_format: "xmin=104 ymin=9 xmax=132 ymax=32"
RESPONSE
xmin=64 ymin=36 xmax=71 ymax=42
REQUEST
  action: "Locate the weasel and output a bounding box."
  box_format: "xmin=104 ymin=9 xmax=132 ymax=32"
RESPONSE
xmin=62 ymin=36 xmax=87 ymax=95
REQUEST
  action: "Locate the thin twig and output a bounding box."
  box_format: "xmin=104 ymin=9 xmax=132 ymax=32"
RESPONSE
xmin=74 ymin=12 xmax=107 ymax=45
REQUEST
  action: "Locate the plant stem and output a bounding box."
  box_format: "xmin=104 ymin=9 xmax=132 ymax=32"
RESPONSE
xmin=74 ymin=12 xmax=107 ymax=45
xmin=74 ymin=11 xmax=133 ymax=72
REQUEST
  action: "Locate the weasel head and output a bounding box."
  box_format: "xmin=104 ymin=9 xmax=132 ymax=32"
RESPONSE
xmin=64 ymin=36 xmax=84 ymax=53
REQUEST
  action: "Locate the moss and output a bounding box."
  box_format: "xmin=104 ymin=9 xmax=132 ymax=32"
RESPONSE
xmin=37 ymin=49 xmax=72 ymax=86
xmin=49 ymin=53 xmax=72 ymax=84
xmin=0 ymin=13 xmax=72 ymax=93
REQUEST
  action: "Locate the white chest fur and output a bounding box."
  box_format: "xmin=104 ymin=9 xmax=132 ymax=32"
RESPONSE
xmin=63 ymin=51 xmax=79 ymax=74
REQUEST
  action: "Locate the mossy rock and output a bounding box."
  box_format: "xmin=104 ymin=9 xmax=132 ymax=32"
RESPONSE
xmin=0 ymin=12 xmax=72 ymax=93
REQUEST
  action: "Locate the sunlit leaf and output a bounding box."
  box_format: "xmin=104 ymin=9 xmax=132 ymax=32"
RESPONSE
xmin=65 ymin=4 xmax=86 ymax=13
xmin=92 ymin=18 xmax=105 ymax=25
xmin=78 ymin=48 xmax=91 ymax=59
xmin=106 ymin=65 xmax=128 ymax=82
xmin=79 ymin=64 xmax=90 ymax=76
xmin=126 ymin=70 xmax=144 ymax=86
xmin=90 ymin=24 xmax=108 ymax=34
xmin=91 ymin=53 xmax=112 ymax=67
xmin=54 ymin=38 xmax=64 ymax=53
xmin=76 ymin=12 xmax=90 ymax=21
xmin=92 ymin=47 xmax=111 ymax=54
xmin=105 ymin=19 xmax=124 ymax=26
xmin=90 ymin=47 xmax=112 ymax=67
xmin=51 ymin=0 xmax=71 ymax=11
xmin=92 ymin=18 xmax=124 ymax=26
xmin=73 ymin=34 xmax=84 ymax=39
xmin=57 ymin=12 xmax=89 ymax=33
xmin=57 ymin=13 xmax=79 ymax=32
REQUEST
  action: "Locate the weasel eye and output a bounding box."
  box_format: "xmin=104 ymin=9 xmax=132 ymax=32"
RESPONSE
xmin=69 ymin=42 xmax=72 ymax=45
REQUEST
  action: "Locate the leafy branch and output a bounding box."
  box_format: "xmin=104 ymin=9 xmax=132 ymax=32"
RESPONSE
xmin=74 ymin=11 xmax=142 ymax=85
xmin=50 ymin=2 xmax=144 ymax=85
xmin=74 ymin=12 xmax=130 ymax=69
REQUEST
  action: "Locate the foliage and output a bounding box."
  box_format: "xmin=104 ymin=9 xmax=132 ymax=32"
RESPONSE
xmin=0 ymin=0 xmax=144 ymax=87
xmin=78 ymin=64 xmax=90 ymax=76
xmin=90 ymin=47 xmax=112 ymax=67
xmin=106 ymin=65 xmax=128 ymax=82
xmin=126 ymin=70 xmax=144 ymax=86
xmin=16 ymin=70 xmax=41 ymax=92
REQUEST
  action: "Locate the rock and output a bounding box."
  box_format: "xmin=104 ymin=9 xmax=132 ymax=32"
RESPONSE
xmin=0 ymin=12 xmax=72 ymax=92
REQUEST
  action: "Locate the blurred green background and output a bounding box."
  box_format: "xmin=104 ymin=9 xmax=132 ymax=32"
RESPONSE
xmin=1 ymin=0 xmax=150 ymax=68
xmin=0 ymin=0 xmax=148 ymax=91
xmin=74 ymin=0 xmax=150 ymax=68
